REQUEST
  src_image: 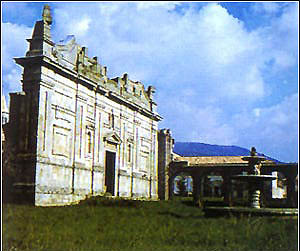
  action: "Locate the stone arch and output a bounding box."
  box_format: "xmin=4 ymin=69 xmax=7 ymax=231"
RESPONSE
xmin=230 ymin=177 xmax=249 ymax=205
xmin=173 ymin=171 xmax=193 ymax=197
xmin=200 ymin=170 xmax=224 ymax=198
xmin=168 ymin=168 xmax=190 ymax=199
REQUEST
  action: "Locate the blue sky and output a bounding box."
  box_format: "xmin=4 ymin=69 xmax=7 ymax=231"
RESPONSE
xmin=2 ymin=2 xmax=299 ymax=162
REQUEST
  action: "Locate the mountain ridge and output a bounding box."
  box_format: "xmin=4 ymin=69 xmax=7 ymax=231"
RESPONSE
xmin=173 ymin=142 xmax=282 ymax=163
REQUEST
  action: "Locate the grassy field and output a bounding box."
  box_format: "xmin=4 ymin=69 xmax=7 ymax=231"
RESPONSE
xmin=2 ymin=196 xmax=298 ymax=251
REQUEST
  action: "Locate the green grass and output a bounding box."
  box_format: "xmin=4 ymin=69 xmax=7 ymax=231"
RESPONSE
xmin=2 ymin=197 xmax=298 ymax=251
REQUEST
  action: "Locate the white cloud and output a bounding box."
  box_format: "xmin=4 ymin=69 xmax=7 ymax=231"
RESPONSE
xmin=136 ymin=2 xmax=179 ymax=11
xmin=75 ymin=17 xmax=91 ymax=36
xmin=232 ymin=93 xmax=298 ymax=162
xmin=160 ymin=96 xmax=238 ymax=145
xmin=255 ymin=3 xmax=298 ymax=72
xmin=2 ymin=22 xmax=32 ymax=101
xmin=52 ymin=2 xmax=268 ymax=103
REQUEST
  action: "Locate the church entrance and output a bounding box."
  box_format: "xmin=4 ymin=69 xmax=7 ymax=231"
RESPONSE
xmin=105 ymin=151 xmax=116 ymax=195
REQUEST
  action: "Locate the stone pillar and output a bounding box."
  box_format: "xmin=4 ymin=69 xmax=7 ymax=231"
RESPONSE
xmin=168 ymin=174 xmax=175 ymax=200
xmin=222 ymin=173 xmax=232 ymax=206
xmin=157 ymin=129 xmax=174 ymax=200
xmin=192 ymin=174 xmax=201 ymax=207
xmin=200 ymin=175 xmax=204 ymax=198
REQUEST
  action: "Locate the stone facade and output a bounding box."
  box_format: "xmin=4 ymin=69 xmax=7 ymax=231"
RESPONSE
xmin=6 ymin=5 xmax=162 ymax=206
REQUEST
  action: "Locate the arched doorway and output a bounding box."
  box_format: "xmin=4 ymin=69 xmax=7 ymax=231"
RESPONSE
xmin=192 ymin=171 xmax=225 ymax=207
xmin=173 ymin=172 xmax=193 ymax=197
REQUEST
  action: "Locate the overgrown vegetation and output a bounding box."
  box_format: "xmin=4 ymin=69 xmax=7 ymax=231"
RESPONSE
xmin=2 ymin=197 xmax=298 ymax=251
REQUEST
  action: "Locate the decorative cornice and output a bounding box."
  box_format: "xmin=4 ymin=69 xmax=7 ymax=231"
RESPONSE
xmin=15 ymin=55 xmax=162 ymax=121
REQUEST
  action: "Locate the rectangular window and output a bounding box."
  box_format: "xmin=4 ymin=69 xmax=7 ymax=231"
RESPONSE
xmin=140 ymin=154 xmax=148 ymax=171
xmin=87 ymin=131 xmax=92 ymax=154
xmin=128 ymin=144 xmax=132 ymax=163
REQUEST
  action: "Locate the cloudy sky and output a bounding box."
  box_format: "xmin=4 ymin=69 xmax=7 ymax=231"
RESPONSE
xmin=2 ymin=2 xmax=298 ymax=162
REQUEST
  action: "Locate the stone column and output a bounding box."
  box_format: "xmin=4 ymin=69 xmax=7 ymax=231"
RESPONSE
xmin=222 ymin=173 xmax=232 ymax=206
xmin=192 ymin=174 xmax=201 ymax=207
xmin=168 ymin=174 xmax=175 ymax=200
xmin=200 ymin=176 xmax=204 ymax=198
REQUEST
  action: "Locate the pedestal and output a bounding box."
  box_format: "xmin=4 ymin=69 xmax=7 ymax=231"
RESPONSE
xmin=250 ymin=189 xmax=261 ymax=208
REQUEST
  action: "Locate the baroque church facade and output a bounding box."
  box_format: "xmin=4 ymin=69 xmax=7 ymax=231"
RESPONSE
xmin=4 ymin=5 xmax=167 ymax=206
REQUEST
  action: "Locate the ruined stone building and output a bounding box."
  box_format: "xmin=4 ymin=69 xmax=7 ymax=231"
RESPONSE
xmin=4 ymin=5 xmax=163 ymax=206
xmin=5 ymin=5 xmax=296 ymax=208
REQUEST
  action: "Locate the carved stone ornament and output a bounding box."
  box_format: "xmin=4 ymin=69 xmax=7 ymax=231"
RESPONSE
xmin=103 ymin=132 xmax=122 ymax=145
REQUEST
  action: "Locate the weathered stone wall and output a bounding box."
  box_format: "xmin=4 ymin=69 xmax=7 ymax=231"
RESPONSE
xmin=6 ymin=5 xmax=161 ymax=206
xmin=33 ymin=69 xmax=160 ymax=205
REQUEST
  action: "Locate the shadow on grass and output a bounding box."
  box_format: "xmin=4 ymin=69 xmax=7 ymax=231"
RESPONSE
xmin=79 ymin=196 xmax=143 ymax=208
xmin=158 ymin=211 xmax=203 ymax=219
xmin=180 ymin=199 xmax=195 ymax=207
